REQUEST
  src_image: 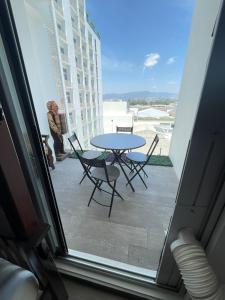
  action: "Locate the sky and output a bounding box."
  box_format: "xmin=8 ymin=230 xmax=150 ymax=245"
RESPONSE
xmin=86 ymin=0 xmax=195 ymax=95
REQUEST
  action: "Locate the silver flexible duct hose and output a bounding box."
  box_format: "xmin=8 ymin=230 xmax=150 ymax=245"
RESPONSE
xmin=171 ymin=229 xmax=224 ymax=300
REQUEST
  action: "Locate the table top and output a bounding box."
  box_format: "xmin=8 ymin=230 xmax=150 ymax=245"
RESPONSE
xmin=90 ymin=133 xmax=146 ymax=151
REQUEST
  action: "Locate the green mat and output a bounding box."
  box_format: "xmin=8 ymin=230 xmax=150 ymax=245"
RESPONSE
xmin=147 ymin=155 xmax=173 ymax=167
xmin=69 ymin=150 xmax=173 ymax=167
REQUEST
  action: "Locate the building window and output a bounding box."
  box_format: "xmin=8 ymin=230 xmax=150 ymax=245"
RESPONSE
xmin=60 ymin=47 xmax=64 ymax=54
xmin=86 ymin=93 xmax=90 ymax=105
xmin=66 ymin=91 xmax=71 ymax=103
xmin=85 ymin=76 xmax=88 ymax=86
xmin=69 ymin=112 xmax=73 ymax=124
xmin=57 ymin=23 xmax=62 ymax=31
xmin=63 ymin=68 xmax=68 ymax=81
xmin=87 ymin=109 xmax=91 ymax=120
xmin=77 ymin=73 xmax=81 ymax=84
xmin=81 ymin=110 xmax=84 ymax=121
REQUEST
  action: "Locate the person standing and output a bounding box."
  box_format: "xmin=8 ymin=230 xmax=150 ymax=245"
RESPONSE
xmin=47 ymin=100 xmax=65 ymax=158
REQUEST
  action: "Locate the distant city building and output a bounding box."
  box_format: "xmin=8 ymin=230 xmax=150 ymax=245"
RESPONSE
xmin=137 ymin=108 xmax=170 ymax=119
xmin=103 ymin=101 xmax=134 ymax=133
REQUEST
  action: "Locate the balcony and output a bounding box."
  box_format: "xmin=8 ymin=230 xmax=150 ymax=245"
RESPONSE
xmin=75 ymin=56 xmax=82 ymax=70
xmin=70 ymin=0 xmax=77 ymax=13
xmin=61 ymin=53 xmax=69 ymax=65
xmin=57 ymin=25 xmax=67 ymax=43
xmin=51 ymin=157 xmax=178 ymax=271
xmin=73 ymin=35 xmax=80 ymax=51
xmin=54 ymin=0 xmax=64 ymax=18
xmin=71 ymin=15 xmax=79 ymax=34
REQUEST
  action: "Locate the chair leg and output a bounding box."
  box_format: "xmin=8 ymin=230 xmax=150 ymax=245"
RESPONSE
xmin=79 ymin=166 xmax=91 ymax=184
xmin=132 ymin=164 xmax=148 ymax=178
xmin=142 ymin=168 xmax=148 ymax=177
xmin=133 ymin=164 xmax=148 ymax=189
xmin=108 ymin=180 xmax=116 ymax=217
xmin=108 ymin=182 xmax=124 ymax=201
xmin=126 ymin=163 xmax=148 ymax=189
xmin=129 ymin=162 xmax=135 ymax=174
xmin=98 ymin=180 xmax=103 ymax=189
xmin=79 ymin=173 xmax=86 ymax=184
xmin=88 ymin=180 xmax=99 ymax=207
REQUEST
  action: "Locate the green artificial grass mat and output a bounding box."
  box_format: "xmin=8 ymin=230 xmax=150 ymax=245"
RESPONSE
xmin=69 ymin=150 xmax=173 ymax=167
xmin=147 ymin=155 xmax=173 ymax=167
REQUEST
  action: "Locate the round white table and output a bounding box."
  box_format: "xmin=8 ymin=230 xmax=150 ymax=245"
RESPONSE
xmin=90 ymin=133 xmax=146 ymax=192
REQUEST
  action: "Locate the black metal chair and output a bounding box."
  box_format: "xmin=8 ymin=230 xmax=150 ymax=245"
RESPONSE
xmin=76 ymin=150 xmax=124 ymax=217
xmin=126 ymin=135 xmax=159 ymax=189
xmin=116 ymin=126 xmax=133 ymax=134
xmin=68 ymin=132 xmax=102 ymax=184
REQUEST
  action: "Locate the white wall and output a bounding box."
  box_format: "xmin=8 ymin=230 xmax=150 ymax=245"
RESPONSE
xmin=169 ymin=0 xmax=222 ymax=179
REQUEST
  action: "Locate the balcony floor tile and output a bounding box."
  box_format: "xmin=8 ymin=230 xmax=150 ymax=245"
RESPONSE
xmin=51 ymin=157 xmax=178 ymax=271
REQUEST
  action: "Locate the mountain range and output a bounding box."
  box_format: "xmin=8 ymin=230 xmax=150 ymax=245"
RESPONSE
xmin=103 ymin=91 xmax=178 ymax=101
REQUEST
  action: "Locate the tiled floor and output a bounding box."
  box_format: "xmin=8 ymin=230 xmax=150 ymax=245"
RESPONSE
xmin=51 ymin=158 xmax=178 ymax=271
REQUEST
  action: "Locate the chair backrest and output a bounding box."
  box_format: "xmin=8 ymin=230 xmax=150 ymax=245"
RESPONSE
xmin=68 ymin=132 xmax=83 ymax=152
xmin=147 ymin=135 xmax=159 ymax=157
xmin=116 ymin=126 xmax=133 ymax=134
xmin=75 ymin=149 xmax=110 ymax=182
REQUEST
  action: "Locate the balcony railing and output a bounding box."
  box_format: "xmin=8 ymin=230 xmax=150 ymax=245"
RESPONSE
xmin=54 ymin=1 xmax=64 ymax=17
xmin=61 ymin=53 xmax=69 ymax=65
xmin=58 ymin=29 xmax=67 ymax=42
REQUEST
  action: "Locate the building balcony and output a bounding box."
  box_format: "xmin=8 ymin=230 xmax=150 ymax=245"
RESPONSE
xmin=54 ymin=1 xmax=64 ymax=18
xmin=70 ymin=1 xmax=78 ymax=14
xmin=58 ymin=30 xmax=67 ymax=43
xmin=71 ymin=14 xmax=79 ymax=31
xmin=61 ymin=54 xmax=69 ymax=65
xmin=79 ymin=7 xmax=85 ymax=20
xmin=51 ymin=156 xmax=178 ymax=271
xmin=76 ymin=64 xmax=82 ymax=72
xmin=64 ymin=78 xmax=72 ymax=88
xmin=78 ymin=83 xmax=85 ymax=90
xmin=72 ymin=26 xmax=79 ymax=36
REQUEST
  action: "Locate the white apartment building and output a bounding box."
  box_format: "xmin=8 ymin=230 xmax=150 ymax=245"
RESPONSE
xmin=52 ymin=0 xmax=103 ymax=148
xmin=11 ymin=0 xmax=103 ymax=152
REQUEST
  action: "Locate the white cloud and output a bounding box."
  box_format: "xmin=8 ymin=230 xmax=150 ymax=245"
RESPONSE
xmin=102 ymin=55 xmax=134 ymax=72
xmin=144 ymin=53 xmax=160 ymax=69
xmin=167 ymin=57 xmax=176 ymax=65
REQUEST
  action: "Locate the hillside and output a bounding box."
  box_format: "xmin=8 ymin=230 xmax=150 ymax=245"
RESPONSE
xmin=103 ymin=91 xmax=178 ymax=101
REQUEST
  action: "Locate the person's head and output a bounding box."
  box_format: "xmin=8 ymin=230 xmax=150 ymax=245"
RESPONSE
xmin=47 ymin=100 xmax=58 ymax=113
